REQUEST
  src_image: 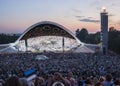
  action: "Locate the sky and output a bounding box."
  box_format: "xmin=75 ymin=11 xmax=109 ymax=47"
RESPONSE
xmin=0 ymin=0 xmax=120 ymax=33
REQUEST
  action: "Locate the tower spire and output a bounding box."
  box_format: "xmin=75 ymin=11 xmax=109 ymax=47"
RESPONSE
xmin=100 ymin=7 xmax=108 ymax=55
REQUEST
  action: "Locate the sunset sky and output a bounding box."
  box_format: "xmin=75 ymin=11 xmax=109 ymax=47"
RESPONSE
xmin=0 ymin=0 xmax=120 ymax=33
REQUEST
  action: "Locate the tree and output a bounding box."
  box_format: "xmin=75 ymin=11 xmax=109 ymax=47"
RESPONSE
xmin=0 ymin=33 xmax=19 ymax=44
xmin=75 ymin=27 xmax=120 ymax=54
xmin=108 ymin=27 xmax=120 ymax=54
xmin=76 ymin=28 xmax=88 ymax=42
xmin=109 ymin=27 xmax=117 ymax=32
xmin=75 ymin=29 xmax=80 ymax=36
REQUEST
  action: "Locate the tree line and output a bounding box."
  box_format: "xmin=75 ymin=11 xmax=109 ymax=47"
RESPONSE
xmin=0 ymin=27 xmax=120 ymax=54
xmin=0 ymin=33 xmax=19 ymax=44
xmin=76 ymin=27 xmax=120 ymax=55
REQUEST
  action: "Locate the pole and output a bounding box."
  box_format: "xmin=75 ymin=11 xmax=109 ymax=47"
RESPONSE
xmin=62 ymin=37 xmax=64 ymax=53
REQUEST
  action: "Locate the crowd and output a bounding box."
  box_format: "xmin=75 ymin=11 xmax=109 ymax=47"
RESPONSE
xmin=0 ymin=52 xmax=120 ymax=86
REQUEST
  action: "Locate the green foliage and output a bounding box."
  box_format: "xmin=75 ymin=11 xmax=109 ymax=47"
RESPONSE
xmin=108 ymin=27 xmax=120 ymax=54
xmin=76 ymin=28 xmax=88 ymax=42
xmin=75 ymin=28 xmax=100 ymax=44
xmin=75 ymin=27 xmax=120 ymax=55
xmin=0 ymin=33 xmax=19 ymax=44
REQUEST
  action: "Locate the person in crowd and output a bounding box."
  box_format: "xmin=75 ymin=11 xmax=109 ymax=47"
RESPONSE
xmin=0 ymin=79 xmax=5 ymax=86
xmin=95 ymin=82 xmax=103 ymax=86
xmin=102 ymin=74 xmax=114 ymax=86
xmin=93 ymin=77 xmax=99 ymax=85
xmin=99 ymin=77 xmax=105 ymax=83
xmin=114 ymin=78 xmax=120 ymax=86
xmin=34 ymin=77 xmax=44 ymax=86
xmin=4 ymin=76 xmax=22 ymax=86
xmin=67 ymin=72 xmax=75 ymax=86
xmin=77 ymin=77 xmax=85 ymax=86
xmin=0 ymin=52 xmax=120 ymax=86
xmin=85 ymin=78 xmax=93 ymax=86
xmin=19 ymin=78 xmax=28 ymax=86
xmin=47 ymin=72 xmax=70 ymax=86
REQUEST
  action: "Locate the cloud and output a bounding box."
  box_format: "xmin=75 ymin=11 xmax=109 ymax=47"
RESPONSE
xmin=111 ymin=3 xmax=115 ymax=6
xmin=118 ymin=21 xmax=120 ymax=25
xmin=72 ymin=8 xmax=81 ymax=13
xmin=75 ymin=16 xmax=93 ymax=19
xmin=116 ymin=21 xmax=120 ymax=26
xmin=96 ymin=7 xmax=102 ymax=10
xmin=109 ymin=20 xmax=120 ymax=26
xmin=79 ymin=18 xmax=100 ymax=23
xmin=75 ymin=16 xmax=84 ymax=18
xmin=108 ymin=14 xmax=115 ymax=17
xmin=75 ymin=15 xmax=99 ymax=23
xmin=90 ymin=1 xmax=100 ymax=6
xmin=87 ymin=17 xmax=93 ymax=19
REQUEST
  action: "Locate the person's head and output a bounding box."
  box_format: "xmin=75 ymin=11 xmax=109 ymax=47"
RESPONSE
xmin=35 ymin=77 xmax=44 ymax=84
xmin=93 ymin=77 xmax=99 ymax=84
xmin=0 ymin=79 xmax=5 ymax=86
xmin=67 ymin=72 xmax=73 ymax=78
xmin=95 ymin=82 xmax=103 ymax=86
xmin=5 ymin=76 xmax=22 ymax=86
xmin=99 ymin=77 xmax=105 ymax=82
xmin=105 ymin=74 xmax=112 ymax=82
xmin=19 ymin=78 xmax=28 ymax=86
xmin=85 ymin=78 xmax=92 ymax=86
xmin=54 ymin=72 xmax=62 ymax=81
xmin=114 ymin=78 xmax=120 ymax=86
xmin=48 ymin=74 xmax=53 ymax=79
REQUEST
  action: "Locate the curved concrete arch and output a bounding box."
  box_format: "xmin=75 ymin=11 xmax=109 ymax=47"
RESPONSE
xmin=15 ymin=21 xmax=83 ymax=46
